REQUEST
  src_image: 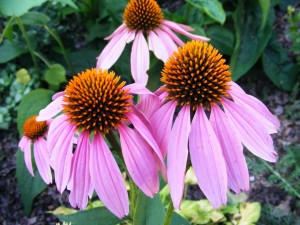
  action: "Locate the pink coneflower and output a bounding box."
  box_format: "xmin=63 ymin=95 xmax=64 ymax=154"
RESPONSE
xmin=37 ymin=68 xmax=165 ymax=218
xmin=149 ymin=40 xmax=280 ymax=209
xmin=18 ymin=115 xmax=52 ymax=184
xmin=96 ymin=0 xmax=209 ymax=86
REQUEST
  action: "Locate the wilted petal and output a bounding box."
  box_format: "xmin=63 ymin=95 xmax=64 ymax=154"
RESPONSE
xmin=222 ymin=98 xmax=277 ymax=162
xmin=19 ymin=136 xmax=34 ymax=176
xmin=210 ymin=105 xmax=249 ymax=193
xmin=160 ymin=25 xmax=185 ymax=46
xmin=97 ymin=27 xmax=131 ymax=69
xmin=36 ymin=96 xmax=63 ymax=121
xmin=131 ymin=31 xmax=149 ymax=85
xmin=48 ymin=115 xmax=76 ymax=193
xmin=69 ymin=132 xmax=92 ymax=210
xmin=168 ymin=105 xmax=191 ymax=209
xmin=189 ymin=107 xmax=227 ymax=208
xmin=90 ymin=133 xmax=129 ymax=218
xmin=148 ymin=30 xmax=169 ymax=62
xmin=34 ymin=138 xmax=52 ymax=184
xmin=119 ymin=125 xmax=159 ymax=197
xmin=163 ymin=20 xmax=210 ymax=41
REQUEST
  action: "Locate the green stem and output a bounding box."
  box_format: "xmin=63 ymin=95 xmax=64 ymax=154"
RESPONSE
xmin=0 ymin=17 xmax=14 ymax=45
xmin=129 ymin=177 xmax=137 ymax=218
xmin=15 ymin=17 xmax=39 ymax=73
xmin=261 ymin=159 xmax=300 ymax=199
xmin=163 ymin=201 xmax=174 ymax=225
xmin=33 ymin=51 xmax=51 ymax=68
xmin=44 ymin=25 xmax=75 ymax=74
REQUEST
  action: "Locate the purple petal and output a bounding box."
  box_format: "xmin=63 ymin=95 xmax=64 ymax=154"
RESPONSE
xmin=119 ymin=125 xmax=159 ymax=197
xmin=48 ymin=115 xmax=76 ymax=193
xmin=160 ymin=25 xmax=185 ymax=46
xmin=210 ymin=105 xmax=249 ymax=193
xmin=228 ymin=83 xmax=280 ymax=134
xmin=90 ymin=133 xmax=129 ymax=218
xmin=189 ymin=107 xmax=227 ymax=208
xmin=177 ymin=23 xmax=194 ymax=31
xmin=69 ymin=132 xmax=93 ymax=210
xmin=131 ymin=31 xmax=149 ymax=85
xmin=36 ymin=96 xmax=63 ymax=121
xmin=33 ymin=138 xmax=52 ymax=184
xmin=222 ymin=98 xmax=277 ymax=162
xmin=52 ymin=91 xmax=64 ymax=100
xmin=163 ymin=20 xmax=210 ymax=41
xmin=155 ymin=29 xmax=178 ymax=56
xmin=19 ymin=137 xmax=34 ymax=176
xmin=124 ymin=83 xmax=153 ymax=95
xmin=148 ymin=30 xmax=169 ymax=62
xmin=150 ymin=100 xmax=176 ymax=157
xmin=104 ymin=23 xmax=127 ymax=40
xmin=96 ymin=27 xmax=131 ymax=69
xmin=168 ymin=105 xmax=191 ymax=209
xmin=136 ymin=94 xmax=161 ymax=119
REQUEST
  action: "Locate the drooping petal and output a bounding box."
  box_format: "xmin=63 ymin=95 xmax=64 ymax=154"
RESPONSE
xmin=155 ymin=29 xmax=178 ymax=56
xmin=148 ymin=30 xmax=169 ymax=62
xmin=163 ymin=20 xmax=210 ymax=41
xmin=168 ymin=105 xmax=191 ymax=209
xmin=48 ymin=114 xmax=76 ymax=193
xmin=104 ymin=23 xmax=127 ymax=40
xmin=36 ymin=95 xmax=64 ymax=121
xmin=119 ymin=124 xmax=159 ymax=197
xmin=90 ymin=133 xmax=129 ymax=218
xmin=136 ymin=94 xmax=161 ymax=119
xmin=189 ymin=107 xmax=227 ymax=208
xmin=69 ymin=132 xmax=93 ymax=210
xmin=160 ymin=25 xmax=185 ymax=46
xmin=150 ymin=100 xmax=176 ymax=157
xmin=222 ymin=98 xmax=277 ymax=162
xmin=19 ymin=137 xmax=34 ymax=176
xmin=52 ymin=91 xmax=64 ymax=100
xmin=228 ymin=83 xmax=280 ymax=134
xmin=33 ymin=138 xmax=52 ymax=184
xmin=126 ymin=111 xmax=164 ymax=165
xmin=96 ymin=27 xmax=132 ymax=70
xmin=210 ymin=105 xmax=249 ymax=193
xmin=124 ymin=83 xmax=153 ymax=95
xmin=131 ymin=31 xmax=149 ymax=85
xmin=177 ymin=23 xmax=194 ymax=31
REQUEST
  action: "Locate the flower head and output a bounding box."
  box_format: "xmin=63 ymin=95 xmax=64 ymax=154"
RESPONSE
xmin=18 ymin=115 xmax=52 ymax=184
xmin=96 ymin=0 xmax=209 ymax=86
xmin=37 ymin=68 xmax=165 ymax=218
xmin=149 ymin=40 xmax=280 ymax=209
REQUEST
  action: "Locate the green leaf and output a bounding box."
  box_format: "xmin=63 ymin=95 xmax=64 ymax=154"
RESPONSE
xmin=170 ymin=212 xmax=191 ymax=225
xmin=239 ymin=202 xmax=261 ymax=225
xmin=16 ymin=149 xmax=47 ymax=215
xmin=206 ymin=25 xmax=235 ymax=55
xmin=185 ymin=0 xmax=226 ymax=24
xmin=230 ymin=1 xmax=274 ymax=80
xmin=53 ymin=0 xmax=78 ymax=9
xmin=0 ymin=0 xmax=47 ymax=16
xmin=258 ymin=0 xmax=271 ymax=30
xmin=134 ymin=191 xmax=166 ymax=225
xmin=263 ymin=34 xmax=299 ymax=91
xmin=45 ymin=64 xmax=67 ymax=86
xmin=20 ymin=11 xmax=50 ymax=26
xmin=69 ymin=48 xmax=99 ymax=73
xmin=0 ymin=40 xmax=28 ymax=64
xmin=17 ymin=88 xmax=54 ymax=136
xmin=55 ymin=207 xmax=124 ymax=225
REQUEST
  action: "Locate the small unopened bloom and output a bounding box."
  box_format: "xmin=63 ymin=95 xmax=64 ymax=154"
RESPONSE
xmin=37 ymin=68 xmax=165 ymax=218
xmin=96 ymin=0 xmax=209 ymax=86
xmin=18 ymin=115 xmax=52 ymax=184
xmin=150 ymin=41 xmax=280 ymax=209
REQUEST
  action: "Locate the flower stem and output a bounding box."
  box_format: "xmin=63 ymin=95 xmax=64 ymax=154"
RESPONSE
xmin=15 ymin=17 xmax=39 ymax=73
xmin=129 ymin=177 xmax=137 ymax=218
xmin=163 ymin=201 xmax=174 ymax=225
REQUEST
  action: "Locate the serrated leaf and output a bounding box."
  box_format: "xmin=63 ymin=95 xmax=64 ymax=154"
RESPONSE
xmin=17 ymin=88 xmax=54 ymax=136
xmin=0 ymin=0 xmax=47 ymax=16
xmin=263 ymin=34 xmax=299 ymax=91
xmin=0 ymin=40 xmax=28 ymax=64
xmin=45 ymin=64 xmax=67 ymax=86
xmin=230 ymin=1 xmax=274 ymax=80
xmin=20 ymin=11 xmax=50 ymax=26
xmin=55 ymin=207 xmax=124 ymax=225
xmin=134 ymin=191 xmax=166 ymax=225
xmin=16 ymin=149 xmax=47 ymax=215
xmin=186 ymin=0 xmax=226 ymax=24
